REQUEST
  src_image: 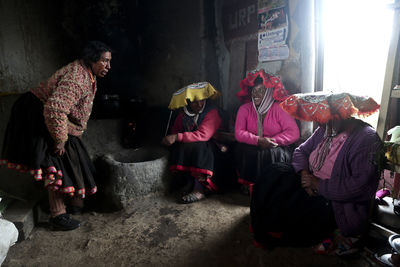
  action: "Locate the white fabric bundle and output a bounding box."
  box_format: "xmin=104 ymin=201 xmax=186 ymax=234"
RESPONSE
xmin=0 ymin=218 xmax=18 ymax=266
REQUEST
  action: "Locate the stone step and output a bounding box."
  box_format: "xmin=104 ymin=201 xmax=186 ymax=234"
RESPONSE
xmin=3 ymin=200 xmax=38 ymax=242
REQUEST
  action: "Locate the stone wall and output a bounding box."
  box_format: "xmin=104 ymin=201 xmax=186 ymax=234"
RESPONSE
xmin=0 ymin=0 xmax=222 ymax=109
xmin=0 ymin=0 xmax=70 ymax=94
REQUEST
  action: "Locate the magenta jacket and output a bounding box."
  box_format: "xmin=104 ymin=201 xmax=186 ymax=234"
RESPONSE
xmin=235 ymin=102 xmax=299 ymax=146
xmin=170 ymin=108 xmax=221 ymax=143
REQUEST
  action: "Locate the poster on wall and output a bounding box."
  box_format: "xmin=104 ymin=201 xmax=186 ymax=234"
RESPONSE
xmin=258 ymin=6 xmax=287 ymax=32
xmin=257 ymin=0 xmax=289 ymax=62
xmin=258 ymin=0 xmax=286 ymax=10
xmin=258 ymin=44 xmax=289 ymax=62
xmin=258 ymin=27 xmax=287 ymax=49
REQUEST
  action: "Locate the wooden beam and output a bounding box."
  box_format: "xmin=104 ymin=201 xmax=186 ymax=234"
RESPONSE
xmin=376 ymin=4 xmax=400 ymax=140
xmin=226 ymin=40 xmax=246 ymax=111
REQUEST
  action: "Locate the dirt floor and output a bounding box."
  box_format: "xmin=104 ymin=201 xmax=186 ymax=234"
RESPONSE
xmin=3 ymin=192 xmax=378 ymax=267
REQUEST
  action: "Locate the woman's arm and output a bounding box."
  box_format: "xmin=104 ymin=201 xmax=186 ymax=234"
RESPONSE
xmin=271 ymin=105 xmax=300 ymax=146
xmin=43 ymin=72 xmax=84 ymax=145
xmin=291 ymin=126 xmax=325 ymax=173
xmin=317 ymin=129 xmax=381 ymax=202
xmin=177 ymin=109 xmax=221 ymax=143
xmin=170 ymin=112 xmax=184 ymax=134
xmin=235 ymin=105 xmax=259 ymax=145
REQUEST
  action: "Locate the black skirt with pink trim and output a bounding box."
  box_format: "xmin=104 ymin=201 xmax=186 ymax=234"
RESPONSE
xmin=234 ymin=142 xmax=293 ymax=185
xmin=169 ymin=141 xmax=219 ymax=192
xmin=0 ymin=92 xmax=97 ymax=198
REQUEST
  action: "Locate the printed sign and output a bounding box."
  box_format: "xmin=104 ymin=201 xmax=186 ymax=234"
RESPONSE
xmin=258 ymin=44 xmax=289 ymax=62
xmin=222 ymin=0 xmax=258 ymax=41
xmin=258 ymin=27 xmax=288 ymax=49
xmin=258 ymin=6 xmax=288 ymax=31
xmin=257 ymin=0 xmax=289 ymax=62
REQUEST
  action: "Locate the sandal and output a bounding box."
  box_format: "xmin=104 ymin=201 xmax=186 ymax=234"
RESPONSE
xmin=180 ymin=191 xmax=205 ymax=204
xmin=335 ymin=237 xmax=361 ymax=256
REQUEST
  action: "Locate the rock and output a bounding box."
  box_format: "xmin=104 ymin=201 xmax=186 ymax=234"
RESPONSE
xmin=98 ymin=146 xmax=170 ymax=209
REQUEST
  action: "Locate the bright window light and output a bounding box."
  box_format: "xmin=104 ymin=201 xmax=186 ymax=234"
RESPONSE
xmin=322 ymin=0 xmax=394 ymax=126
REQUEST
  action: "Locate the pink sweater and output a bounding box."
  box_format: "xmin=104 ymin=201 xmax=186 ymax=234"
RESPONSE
xmin=170 ymin=109 xmax=221 ymax=143
xmin=308 ymin=132 xmax=348 ymax=179
xmin=235 ymin=102 xmax=299 ymax=146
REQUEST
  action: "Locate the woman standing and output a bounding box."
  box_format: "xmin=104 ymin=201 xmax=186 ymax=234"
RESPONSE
xmin=234 ymin=69 xmax=299 ymax=191
xmin=1 ymin=41 xmax=112 ymax=230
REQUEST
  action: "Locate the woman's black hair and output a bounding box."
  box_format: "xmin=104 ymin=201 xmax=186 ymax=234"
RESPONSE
xmin=81 ymin=41 xmax=112 ymax=67
xmin=254 ymin=76 xmax=264 ymax=86
xmin=249 ymin=76 xmax=264 ymax=94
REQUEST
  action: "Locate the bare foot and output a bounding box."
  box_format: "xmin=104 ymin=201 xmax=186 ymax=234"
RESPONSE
xmin=181 ymin=191 xmax=205 ymax=204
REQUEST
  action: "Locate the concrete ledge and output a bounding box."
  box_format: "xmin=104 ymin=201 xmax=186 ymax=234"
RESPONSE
xmin=3 ymin=200 xmax=37 ymax=242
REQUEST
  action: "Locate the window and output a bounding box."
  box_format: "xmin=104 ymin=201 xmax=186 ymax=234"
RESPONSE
xmin=318 ymin=0 xmax=394 ymax=127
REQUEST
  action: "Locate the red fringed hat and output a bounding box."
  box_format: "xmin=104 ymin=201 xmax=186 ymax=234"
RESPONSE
xmin=280 ymin=92 xmax=380 ymax=124
xmin=236 ymin=69 xmax=289 ymax=103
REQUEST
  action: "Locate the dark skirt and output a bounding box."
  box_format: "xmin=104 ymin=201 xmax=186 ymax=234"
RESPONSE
xmin=250 ymin=162 xmax=337 ymax=248
xmin=234 ymin=142 xmax=293 ymax=184
xmin=0 ymin=92 xmax=96 ymax=198
xmin=169 ymin=141 xmax=219 ymax=191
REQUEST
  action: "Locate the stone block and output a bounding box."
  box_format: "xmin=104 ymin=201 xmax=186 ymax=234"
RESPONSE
xmin=3 ymin=200 xmax=37 ymax=242
xmin=98 ymin=146 xmax=170 ymax=209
